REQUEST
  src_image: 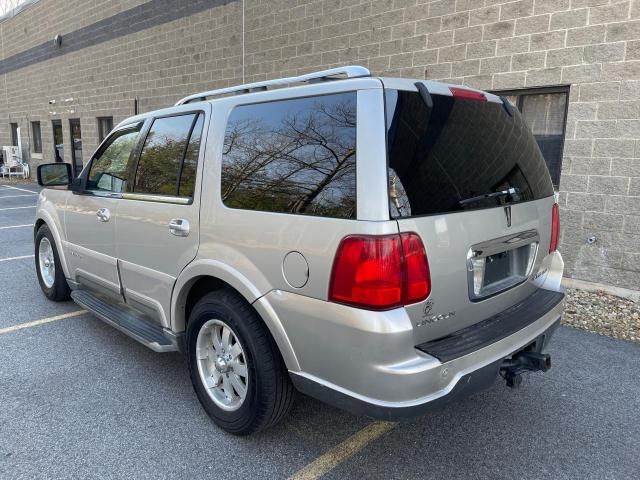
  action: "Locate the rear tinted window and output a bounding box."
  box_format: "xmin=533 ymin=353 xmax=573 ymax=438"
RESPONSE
xmin=386 ymin=90 xmax=554 ymax=218
xmin=221 ymin=92 xmax=357 ymax=219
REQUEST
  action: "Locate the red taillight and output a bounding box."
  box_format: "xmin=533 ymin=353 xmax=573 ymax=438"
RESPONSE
xmin=401 ymin=233 xmax=431 ymax=304
xmin=329 ymin=233 xmax=431 ymax=310
xmin=549 ymin=203 xmax=560 ymax=253
xmin=449 ymin=86 xmax=487 ymax=102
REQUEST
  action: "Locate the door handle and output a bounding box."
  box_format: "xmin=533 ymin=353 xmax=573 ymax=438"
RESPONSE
xmin=96 ymin=208 xmax=111 ymax=222
xmin=169 ymin=218 xmax=190 ymax=237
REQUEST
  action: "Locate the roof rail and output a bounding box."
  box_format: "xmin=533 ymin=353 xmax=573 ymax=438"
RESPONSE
xmin=174 ymin=65 xmax=371 ymax=106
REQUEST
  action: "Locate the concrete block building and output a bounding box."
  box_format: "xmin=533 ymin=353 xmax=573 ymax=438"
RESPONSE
xmin=0 ymin=0 xmax=638 ymax=289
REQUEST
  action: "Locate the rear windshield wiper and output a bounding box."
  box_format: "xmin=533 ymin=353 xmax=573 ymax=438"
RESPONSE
xmin=459 ymin=187 xmax=520 ymax=206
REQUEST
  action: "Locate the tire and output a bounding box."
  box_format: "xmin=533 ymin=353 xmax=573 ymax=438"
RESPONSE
xmin=187 ymin=289 xmax=295 ymax=435
xmin=35 ymin=224 xmax=71 ymax=302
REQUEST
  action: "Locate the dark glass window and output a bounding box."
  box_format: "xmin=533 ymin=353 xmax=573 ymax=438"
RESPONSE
xmin=69 ymin=119 xmax=83 ymax=177
xmin=496 ymin=88 xmax=568 ymax=188
xmin=87 ymin=124 xmax=142 ymax=193
xmin=178 ymin=114 xmax=204 ymax=198
xmin=31 ymin=121 xmax=42 ymax=154
xmin=52 ymin=120 xmax=64 ymax=162
xmin=386 ymin=90 xmax=554 ymax=218
xmin=97 ymin=117 xmax=114 ymax=143
xmin=10 ymin=123 xmax=18 ymax=147
xmin=221 ymin=92 xmax=357 ymax=219
xmin=133 ymin=113 xmax=200 ymax=197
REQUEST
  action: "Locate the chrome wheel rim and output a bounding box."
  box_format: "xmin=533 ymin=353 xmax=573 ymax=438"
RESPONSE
xmin=38 ymin=237 xmax=55 ymax=289
xmin=196 ymin=319 xmax=248 ymax=411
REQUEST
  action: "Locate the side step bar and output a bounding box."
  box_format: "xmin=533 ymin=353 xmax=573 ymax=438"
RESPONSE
xmin=71 ymin=290 xmax=179 ymax=353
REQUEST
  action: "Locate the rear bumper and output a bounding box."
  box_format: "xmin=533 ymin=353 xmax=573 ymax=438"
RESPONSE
xmin=256 ymin=253 xmax=565 ymax=419
xmin=291 ymin=318 xmax=560 ymax=420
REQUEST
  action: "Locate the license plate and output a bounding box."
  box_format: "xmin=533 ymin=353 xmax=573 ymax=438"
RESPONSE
xmin=467 ymin=230 xmax=538 ymax=300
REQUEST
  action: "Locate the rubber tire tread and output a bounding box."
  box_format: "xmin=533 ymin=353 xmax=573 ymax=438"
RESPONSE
xmin=187 ymin=288 xmax=295 ymax=435
xmin=35 ymin=224 xmax=71 ymax=302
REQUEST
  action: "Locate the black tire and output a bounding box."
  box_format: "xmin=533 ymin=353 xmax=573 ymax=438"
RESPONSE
xmin=187 ymin=289 xmax=295 ymax=435
xmin=35 ymin=224 xmax=71 ymax=302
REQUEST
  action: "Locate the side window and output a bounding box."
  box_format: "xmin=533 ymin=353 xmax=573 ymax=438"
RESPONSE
xmin=221 ymin=92 xmax=357 ymax=219
xmin=133 ymin=113 xmax=202 ymax=197
xmin=87 ymin=124 xmax=142 ymax=193
xmin=178 ymin=114 xmax=204 ymax=197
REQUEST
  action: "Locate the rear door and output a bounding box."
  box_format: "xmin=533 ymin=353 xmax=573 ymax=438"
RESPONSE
xmin=64 ymin=123 xmax=143 ymax=297
xmin=116 ymin=107 xmax=209 ymax=327
xmin=384 ymin=85 xmax=556 ymax=345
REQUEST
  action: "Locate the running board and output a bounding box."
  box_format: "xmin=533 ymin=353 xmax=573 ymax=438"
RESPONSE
xmin=71 ymin=290 xmax=178 ymax=352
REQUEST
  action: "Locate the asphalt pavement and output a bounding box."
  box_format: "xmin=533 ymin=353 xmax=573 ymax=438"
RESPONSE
xmin=0 ymin=183 xmax=638 ymax=479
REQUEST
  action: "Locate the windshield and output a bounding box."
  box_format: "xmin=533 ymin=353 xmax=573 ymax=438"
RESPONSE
xmin=385 ymin=89 xmax=554 ymax=218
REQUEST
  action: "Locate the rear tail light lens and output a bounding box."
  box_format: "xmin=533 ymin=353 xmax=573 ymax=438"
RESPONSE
xmin=549 ymin=203 xmax=560 ymax=253
xmin=449 ymin=87 xmax=487 ymax=102
xmin=402 ymin=233 xmax=431 ymax=303
xmin=329 ymin=233 xmax=431 ymax=310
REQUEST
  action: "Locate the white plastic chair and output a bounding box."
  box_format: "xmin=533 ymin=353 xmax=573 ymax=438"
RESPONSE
xmin=1 ymin=146 xmax=29 ymax=178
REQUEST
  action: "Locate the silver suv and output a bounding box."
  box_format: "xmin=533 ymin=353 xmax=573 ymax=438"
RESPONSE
xmin=35 ymin=66 xmax=565 ymax=435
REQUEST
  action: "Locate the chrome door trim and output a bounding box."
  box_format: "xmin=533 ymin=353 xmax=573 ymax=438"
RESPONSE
xmin=96 ymin=207 xmax=111 ymax=222
xmin=121 ymin=192 xmax=191 ymax=205
xmin=169 ymin=218 xmax=190 ymax=236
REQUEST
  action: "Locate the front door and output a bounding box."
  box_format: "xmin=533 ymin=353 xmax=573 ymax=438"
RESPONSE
xmin=116 ymin=109 xmax=207 ymax=327
xmin=64 ymin=122 xmax=143 ymax=298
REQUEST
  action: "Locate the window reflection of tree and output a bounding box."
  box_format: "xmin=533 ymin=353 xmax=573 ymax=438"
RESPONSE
xmin=134 ymin=130 xmax=186 ymax=196
xmin=222 ymin=95 xmax=357 ymax=219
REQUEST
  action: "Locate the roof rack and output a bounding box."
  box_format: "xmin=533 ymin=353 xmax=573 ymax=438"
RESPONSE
xmin=174 ymin=65 xmax=371 ymax=106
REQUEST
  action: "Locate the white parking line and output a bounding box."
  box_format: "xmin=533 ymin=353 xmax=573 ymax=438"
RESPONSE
xmin=0 ymin=184 xmax=39 ymax=194
xmin=0 ymin=206 xmax=36 ymax=211
xmin=288 ymin=422 xmax=397 ymax=480
xmin=0 ymin=224 xmax=32 ymax=230
xmin=0 ymin=194 xmax=37 ymax=198
xmin=0 ymin=310 xmax=87 ymax=335
xmin=0 ymin=254 xmax=34 ymax=263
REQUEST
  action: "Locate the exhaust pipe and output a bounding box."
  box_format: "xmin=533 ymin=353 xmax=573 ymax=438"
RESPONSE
xmin=500 ymin=351 xmax=551 ymax=388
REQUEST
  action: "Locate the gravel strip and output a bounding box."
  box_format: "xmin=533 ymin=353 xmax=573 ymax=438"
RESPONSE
xmin=563 ymin=288 xmax=640 ymax=343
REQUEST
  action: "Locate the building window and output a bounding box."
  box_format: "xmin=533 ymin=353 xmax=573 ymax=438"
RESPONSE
xmin=52 ymin=120 xmax=64 ymax=162
xmin=492 ymin=86 xmax=569 ymax=188
xmin=31 ymin=121 xmax=42 ymax=154
xmin=69 ymin=119 xmax=83 ymax=177
xmin=10 ymin=123 xmax=18 ymax=146
xmin=97 ymin=116 xmax=114 ymax=143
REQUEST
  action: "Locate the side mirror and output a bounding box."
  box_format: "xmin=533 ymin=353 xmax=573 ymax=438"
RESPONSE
xmin=37 ymin=163 xmax=72 ymax=187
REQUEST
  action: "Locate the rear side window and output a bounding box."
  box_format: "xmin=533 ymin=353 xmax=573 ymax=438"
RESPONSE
xmin=178 ymin=114 xmax=204 ymax=197
xmin=221 ymin=92 xmax=357 ymax=219
xmin=87 ymin=124 xmax=142 ymax=193
xmin=134 ymin=113 xmax=203 ymax=198
xmin=386 ymin=90 xmax=554 ymax=218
